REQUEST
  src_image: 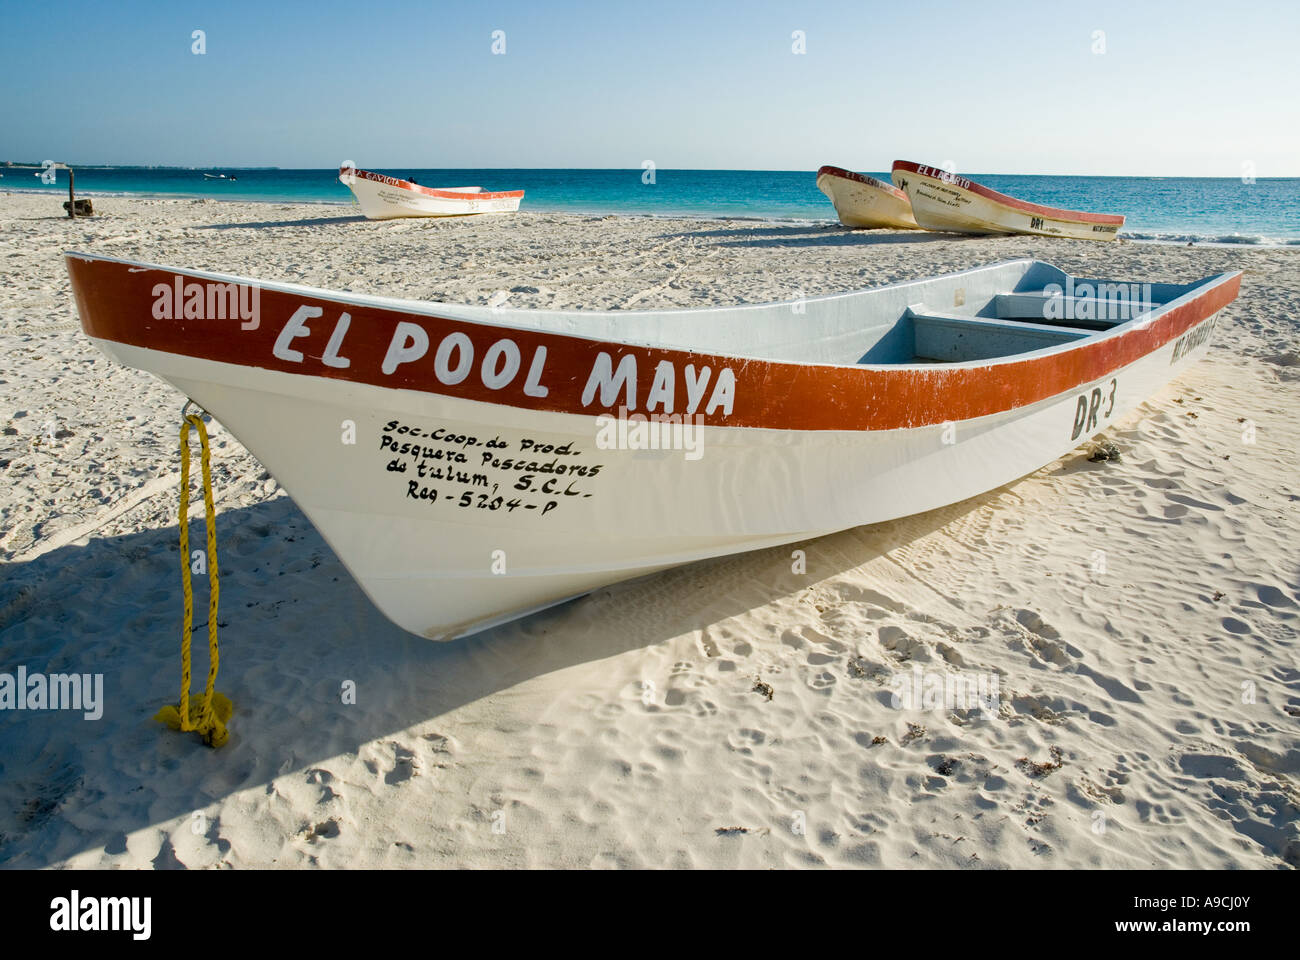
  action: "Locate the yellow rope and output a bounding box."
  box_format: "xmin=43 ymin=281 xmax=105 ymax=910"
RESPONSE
xmin=155 ymin=410 xmax=232 ymax=747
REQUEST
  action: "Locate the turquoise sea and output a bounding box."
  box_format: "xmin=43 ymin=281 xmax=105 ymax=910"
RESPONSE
xmin=3 ymin=165 xmax=1298 ymax=245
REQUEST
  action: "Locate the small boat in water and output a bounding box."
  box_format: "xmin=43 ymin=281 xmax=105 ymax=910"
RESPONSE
xmin=892 ymin=161 xmax=1125 ymax=241
xmin=816 ymin=165 xmax=918 ymax=229
xmin=340 ymin=166 xmax=523 ymax=220
xmin=66 ymin=253 xmax=1237 ymax=638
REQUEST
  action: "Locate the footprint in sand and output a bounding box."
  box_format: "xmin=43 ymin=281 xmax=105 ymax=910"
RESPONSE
xmin=302 ymin=817 xmax=341 ymax=841
xmin=808 ymin=671 xmax=837 ymax=691
xmin=305 ymin=767 xmax=338 ymax=802
xmin=727 ymin=728 xmax=766 ymax=754
xmin=936 ymin=642 xmax=967 ymax=667
xmin=384 ymin=744 xmax=418 ymax=785
xmin=151 ymin=836 xmax=186 ymax=869
xmin=799 ymin=624 xmax=846 ymax=652
xmin=1010 ymin=610 xmax=1082 ymax=667
xmin=846 ymin=811 xmax=889 ymax=834
xmin=1257 ymin=622 xmax=1298 ymax=641
xmin=1271 ymin=666 xmax=1299 ymax=684
xmin=1236 ymin=741 xmax=1300 ymax=777
xmin=422 ymin=732 xmax=452 ymax=753
xmin=1254 ymin=584 xmax=1297 ymax=609
xmin=1009 ymin=693 xmax=1064 ymax=723
xmin=830 ymin=583 xmax=908 ymax=615
xmin=1133 ymin=799 xmax=1182 ymax=826
xmin=878 ymin=624 xmax=929 ymax=662
xmin=1015 ymin=608 xmax=1061 ymax=640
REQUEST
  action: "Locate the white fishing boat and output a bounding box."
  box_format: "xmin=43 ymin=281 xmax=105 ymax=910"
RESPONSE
xmin=66 ymin=253 xmax=1238 ymax=638
xmin=816 ymin=165 xmax=918 ymax=229
xmin=340 ymin=166 xmax=523 ymax=220
xmin=892 ymin=161 xmax=1125 ymax=241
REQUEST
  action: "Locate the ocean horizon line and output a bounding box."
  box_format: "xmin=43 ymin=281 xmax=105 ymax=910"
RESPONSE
xmin=4 ymin=161 xmax=1300 ymax=180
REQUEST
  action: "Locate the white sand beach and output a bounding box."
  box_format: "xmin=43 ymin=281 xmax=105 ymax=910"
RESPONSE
xmin=1 ymin=192 xmax=1297 ymax=869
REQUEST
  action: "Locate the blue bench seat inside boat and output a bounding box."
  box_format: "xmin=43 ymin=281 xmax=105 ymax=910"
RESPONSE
xmin=909 ymin=309 xmax=1091 ymax=362
xmin=989 ymin=292 xmax=1161 ymax=329
xmin=856 ymin=306 xmax=1092 ymax=364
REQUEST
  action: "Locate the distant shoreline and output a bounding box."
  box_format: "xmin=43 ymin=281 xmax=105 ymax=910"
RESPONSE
xmin=1 ymin=184 xmax=836 ymax=227
xmin=2 ymin=184 xmax=353 ymax=208
xmin=5 ymin=185 xmax=1296 ymax=248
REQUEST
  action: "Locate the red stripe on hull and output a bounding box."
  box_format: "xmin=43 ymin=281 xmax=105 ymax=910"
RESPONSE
xmin=66 ymin=257 xmax=1238 ymax=433
xmin=816 ymin=165 xmax=909 ymax=201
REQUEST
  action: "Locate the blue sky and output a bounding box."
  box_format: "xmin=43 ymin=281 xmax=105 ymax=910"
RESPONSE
xmin=1 ymin=0 xmax=1296 ymax=175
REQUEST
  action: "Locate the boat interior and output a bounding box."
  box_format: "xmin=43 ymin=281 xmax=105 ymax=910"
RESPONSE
xmin=892 ymin=288 xmax=1164 ymax=364
xmin=880 ymin=273 xmax=1202 ymax=364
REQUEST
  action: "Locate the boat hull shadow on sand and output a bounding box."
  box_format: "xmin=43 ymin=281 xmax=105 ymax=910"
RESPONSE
xmin=65 ymin=254 xmax=1239 ymax=638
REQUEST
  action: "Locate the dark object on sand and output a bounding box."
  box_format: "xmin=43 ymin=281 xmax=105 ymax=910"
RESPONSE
xmin=63 ymin=198 xmax=93 ymax=217
xmin=1089 ymin=441 xmax=1121 ymax=462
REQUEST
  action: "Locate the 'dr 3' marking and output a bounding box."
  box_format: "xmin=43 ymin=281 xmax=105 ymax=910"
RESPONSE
xmin=1071 ymin=378 xmax=1118 ymax=441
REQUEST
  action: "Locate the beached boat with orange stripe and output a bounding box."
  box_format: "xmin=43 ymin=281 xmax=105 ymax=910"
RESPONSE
xmin=892 ymin=161 xmax=1125 ymax=241
xmin=65 ymin=253 xmax=1238 ymax=638
xmin=340 ymin=165 xmax=523 ymax=220
xmin=816 ymin=165 xmax=918 ymax=229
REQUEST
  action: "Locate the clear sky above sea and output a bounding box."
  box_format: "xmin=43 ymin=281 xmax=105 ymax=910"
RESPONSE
xmin=1 ymin=0 xmax=1297 ymax=176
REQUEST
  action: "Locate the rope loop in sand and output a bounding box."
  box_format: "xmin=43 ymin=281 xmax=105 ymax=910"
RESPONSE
xmin=155 ymin=402 xmax=231 ymax=747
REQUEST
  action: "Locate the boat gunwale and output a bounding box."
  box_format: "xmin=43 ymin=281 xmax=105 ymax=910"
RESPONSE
xmin=892 ymin=161 xmax=1126 ymax=226
xmin=816 ymin=165 xmax=910 ymax=201
xmin=62 ymin=250 xmax=1236 ymax=376
xmin=64 ymin=252 xmax=1240 ymax=433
